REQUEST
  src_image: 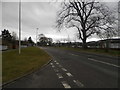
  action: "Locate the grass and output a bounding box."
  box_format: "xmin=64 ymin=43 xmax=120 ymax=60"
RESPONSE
xmin=2 ymin=47 xmax=52 ymax=83
xmin=56 ymin=47 xmax=120 ymax=56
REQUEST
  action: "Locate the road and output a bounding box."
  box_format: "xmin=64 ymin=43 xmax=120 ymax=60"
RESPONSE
xmin=3 ymin=47 xmax=119 ymax=88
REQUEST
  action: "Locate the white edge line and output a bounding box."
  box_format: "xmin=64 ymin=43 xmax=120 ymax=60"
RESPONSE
xmin=88 ymin=58 xmax=120 ymax=68
xmin=50 ymin=63 xmax=53 ymax=65
xmin=52 ymin=65 xmax=55 ymax=68
xmin=66 ymin=73 xmax=73 ymax=77
xmin=62 ymin=68 xmax=67 ymax=71
xmin=73 ymin=80 xmax=84 ymax=87
xmin=61 ymin=81 xmax=71 ymax=88
xmin=57 ymin=73 xmax=63 ymax=79
xmin=71 ymin=53 xmax=78 ymax=56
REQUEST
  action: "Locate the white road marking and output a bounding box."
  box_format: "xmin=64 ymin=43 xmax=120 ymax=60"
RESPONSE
xmin=88 ymin=58 xmax=120 ymax=68
xmin=50 ymin=63 xmax=53 ymax=65
xmin=71 ymin=53 xmax=79 ymax=56
xmin=62 ymin=68 xmax=67 ymax=71
xmin=54 ymin=69 xmax=59 ymax=72
xmin=56 ymin=62 xmax=59 ymax=65
xmin=52 ymin=65 xmax=55 ymax=68
xmin=66 ymin=73 xmax=73 ymax=77
xmin=61 ymin=81 xmax=71 ymax=88
xmin=73 ymin=80 xmax=84 ymax=87
xmin=57 ymin=73 xmax=63 ymax=79
xmin=55 ymin=61 xmax=58 ymax=63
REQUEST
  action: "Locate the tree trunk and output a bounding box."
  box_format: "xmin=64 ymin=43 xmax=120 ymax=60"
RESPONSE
xmin=82 ymin=30 xmax=88 ymax=49
xmin=82 ymin=38 xmax=88 ymax=49
xmin=105 ymin=39 xmax=109 ymax=52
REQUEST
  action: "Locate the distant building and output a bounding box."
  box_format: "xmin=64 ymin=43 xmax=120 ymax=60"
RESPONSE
xmin=87 ymin=38 xmax=120 ymax=49
xmin=0 ymin=37 xmax=8 ymax=50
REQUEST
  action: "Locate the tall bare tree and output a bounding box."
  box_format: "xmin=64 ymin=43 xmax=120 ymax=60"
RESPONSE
xmin=56 ymin=0 xmax=117 ymax=49
xmin=12 ymin=31 xmax=18 ymax=41
xmin=11 ymin=31 xmax=18 ymax=49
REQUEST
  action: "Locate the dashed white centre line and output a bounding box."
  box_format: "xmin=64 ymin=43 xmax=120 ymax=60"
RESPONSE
xmin=51 ymin=65 xmax=55 ymax=68
xmin=57 ymin=73 xmax=63 ymax=79
xmin=50 ymin=63 xmax=53 ymax=65
xmin=52 ymin=60 xmax=85 ymax=88
xmin=73 ymin=80 xmax=84 ymax=87
xmin=66 ymin=73 xmax=73 ymax=77
xmin=56 ymin=62 xmax=59 ymax=65
xmin=61 ymin=81 xmax=71 ymax=88
xmin=88 ymin=58 xmax=120 ymax=68
xmin=62 ymin=68 xmax=67 ymax=72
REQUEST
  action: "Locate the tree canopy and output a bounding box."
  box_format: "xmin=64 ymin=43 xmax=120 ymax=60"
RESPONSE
xmin=56 ymin=0 xmax=117 ymax=48
xmin=38 ymin=34 xmax=53 ymax=46
xmin=28 ymin=37 xmax=34 ymax=46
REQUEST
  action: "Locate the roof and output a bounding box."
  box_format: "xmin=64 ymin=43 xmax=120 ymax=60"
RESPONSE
xmin=98 ymin=38 xmax=120 ymax=43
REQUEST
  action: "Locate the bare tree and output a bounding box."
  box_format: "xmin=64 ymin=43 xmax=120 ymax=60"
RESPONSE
xmin=23 ymin=37 xmax=28 ymax=45
xmin=12 ymin=31 xmax=18 ymax=40
xmin=38 ymin=34 xmax=53 ymax=46
xmin=24 ymin=37 xmax=27 ymax=42
xmin=56 ymin=0 xmax=117 ymax=49
xmin=11 ymin=31 xmax=18 ymax=49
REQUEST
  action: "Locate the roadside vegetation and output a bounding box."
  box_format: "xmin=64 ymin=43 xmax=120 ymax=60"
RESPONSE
xmin=2 ymin=47 xmax=51 ymax=83
xmin=56 ymin=47 xmax=120 ymax=57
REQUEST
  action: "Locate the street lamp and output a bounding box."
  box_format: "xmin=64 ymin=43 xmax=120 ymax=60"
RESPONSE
xmin=19 ymin=0 xmax=21 ymax=54
xmin=36 ymin=28 xmax=39 ymax=46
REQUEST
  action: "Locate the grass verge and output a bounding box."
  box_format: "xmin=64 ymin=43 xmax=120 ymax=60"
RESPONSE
xmin=56 ymin=47 xmax=120 ymax=57
xmin=2 ymin=47 xmax=51 ymax=83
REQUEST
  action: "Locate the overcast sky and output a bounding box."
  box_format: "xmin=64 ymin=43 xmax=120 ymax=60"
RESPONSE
xmin=1 ymin=0 xmax=119 ymax=43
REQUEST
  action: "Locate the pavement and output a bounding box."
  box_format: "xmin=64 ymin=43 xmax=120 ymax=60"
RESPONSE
xmin=2 ymin=47 xmax=119 ymax=88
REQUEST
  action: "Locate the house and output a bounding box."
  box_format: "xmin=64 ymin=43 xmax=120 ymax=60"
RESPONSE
xmin=87 ymin=38 xmax=120 ymax=49
xmin=107 ymin=38 xmax=120 ymax=48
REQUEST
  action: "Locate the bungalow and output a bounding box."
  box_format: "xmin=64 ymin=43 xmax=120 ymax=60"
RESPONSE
xmin=87 ymin=38 xmax=120 ymax=49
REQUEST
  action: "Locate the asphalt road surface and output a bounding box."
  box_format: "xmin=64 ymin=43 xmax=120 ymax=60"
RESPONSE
xmin=3 ymin=47 xmax=119 ymax=88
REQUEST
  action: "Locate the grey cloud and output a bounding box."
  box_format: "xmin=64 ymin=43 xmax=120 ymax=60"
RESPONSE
xmin=2 ymin=1 xmax=118 ymax=42
xmin=2 ymin=2 xmax=62 ymax=42
xmin=2 ymin=2 xmax=19 ymax=29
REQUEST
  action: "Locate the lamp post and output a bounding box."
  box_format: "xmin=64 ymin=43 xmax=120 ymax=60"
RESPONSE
xmin=36 ymin=28 xmax=39 ymax=46
xmin=19 ymin=0 xmax=21 ymax=54
xmin=118 ymin=1 xmax=120 ymax=37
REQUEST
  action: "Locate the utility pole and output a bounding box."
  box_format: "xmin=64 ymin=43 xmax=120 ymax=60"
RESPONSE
xmin=19 ymin=0 xmax=21 ymax=54
xmin=36 ymin=28 xmax=39 ymax=46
